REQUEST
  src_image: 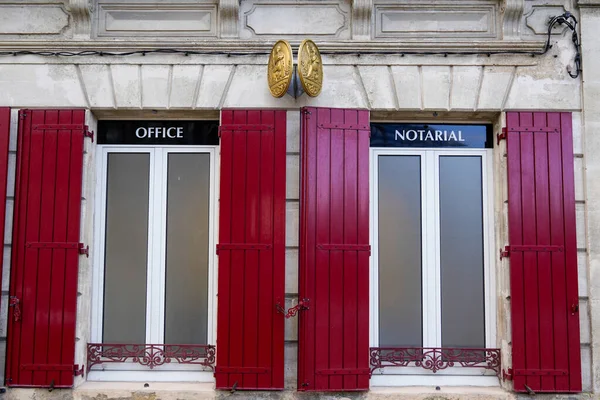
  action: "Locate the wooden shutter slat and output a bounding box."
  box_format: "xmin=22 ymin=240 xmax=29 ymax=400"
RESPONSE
xmin=507 ymin=111 xmax=581 ymax=393
xmin=215 ymin=110 xmax=286 ymax=390
xmin=6 ymin=109 xmax=85 ymax=388
xmin=299 ymin=107 xmax=370 ymax=392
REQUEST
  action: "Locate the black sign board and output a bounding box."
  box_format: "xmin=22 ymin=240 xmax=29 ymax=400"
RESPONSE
xmin=98 ymin=120 xmax=220 ymax=145
xmin=370 ymin=123 xmax=493 ymax=148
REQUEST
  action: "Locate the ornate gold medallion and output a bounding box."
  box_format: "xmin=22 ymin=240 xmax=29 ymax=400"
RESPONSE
xmin=268 ymin=40 xmax=293 ymax=98
xmin=298 ymin=39 xmax=323 ymax=97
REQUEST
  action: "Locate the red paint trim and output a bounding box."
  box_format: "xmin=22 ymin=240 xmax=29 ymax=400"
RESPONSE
xmin=6 ymin=109 xmax=86 ymax=388
xmin=507 ymin=111 xmax=581 ymax=393
xmin=298 ymin=107 xmax=370 ymax=391
xmin=215 ymin=110 xmax=286 ymax=390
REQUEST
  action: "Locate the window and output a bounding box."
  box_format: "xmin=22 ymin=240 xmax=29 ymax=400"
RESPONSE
xmin=90 ymin=146 xmax=217 ymax=382
xmin=370 ymin=147 xmax=497 ymax=386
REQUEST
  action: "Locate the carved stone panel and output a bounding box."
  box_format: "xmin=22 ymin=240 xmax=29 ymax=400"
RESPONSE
xmin=522 ymin=1 xmax=572 ymax=37
xmin=240 ymin=0 xmax=351 ymax=39
xmin=0 ymin=3 xmax=69 ymax=35
xmin=95 ymin=0 xmax=218 ymax=37
xmin=374 ymin=1 xmax=499 ymax=39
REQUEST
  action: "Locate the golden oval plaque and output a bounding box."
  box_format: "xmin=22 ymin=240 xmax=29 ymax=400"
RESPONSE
xmin=298 ymin=39 xmax=323 ymax=97
xmin=268 ymin=40 xmax=293 ymax=98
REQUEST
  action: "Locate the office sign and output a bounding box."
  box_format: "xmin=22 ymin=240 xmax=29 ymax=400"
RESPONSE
xmin=98 ymin=120 xmax=220 ymax=145
xmin=370 ymin=123 xmax=493 ymax=148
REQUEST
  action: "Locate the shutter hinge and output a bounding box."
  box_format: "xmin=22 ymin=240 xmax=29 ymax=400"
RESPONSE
xmin=500 ymin=245 xmax=564 ymax=260
xmin=19 ymin=112 xmax=27 ymax=120
xmin=84 ymin=126 xmax=94 ymax=143
xmin=497 ymin=127 xmax=507 ymax=145
xmin=502 ymin=368 xmax=513 ymax=381
xmin=74 ymin=364 xmax=84 ymax=377
xmin=301 ymin=109 xmax=312 ymax=115
xmin=79 ymin=243 xmax=89 ymax=258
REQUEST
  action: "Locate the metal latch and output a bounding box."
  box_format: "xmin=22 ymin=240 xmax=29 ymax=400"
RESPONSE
xmin=9 ymin=296 xmax=21 ymax=322
xmin=572 ymin=303 xmax=579 ymax=315
xmin=276 ymin=299 xmax=310 ymax=319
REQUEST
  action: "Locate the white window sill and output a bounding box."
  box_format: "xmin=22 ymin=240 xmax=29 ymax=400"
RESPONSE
xmin=371 ymin=374 xmax=501 ymax=388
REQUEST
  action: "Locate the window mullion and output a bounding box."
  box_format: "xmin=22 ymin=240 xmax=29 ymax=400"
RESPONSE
xmin=431 ymin=152 xmax=442 ymax=348
xmin=145 ymin=149 xmax=164 ymax=344
xmin=422 ymin=152 xmax=438 ymax=348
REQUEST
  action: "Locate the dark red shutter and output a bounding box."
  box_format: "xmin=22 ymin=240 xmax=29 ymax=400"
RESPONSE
xmin=215 ymin=110 xmax=286 ymax=390
xmin=298 ymin=107 xmax=370 ymax=391
xmin=506 ymin=111 xmax=581 ymax=393
xmin=6 ymin=109 xmax=87 ymax=388
xmin=0 ymin=108 xmax=10 ymax=306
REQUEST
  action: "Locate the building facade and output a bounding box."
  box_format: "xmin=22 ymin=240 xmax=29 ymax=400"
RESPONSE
xmin=0 ymin=0 xmax=599 ymax=398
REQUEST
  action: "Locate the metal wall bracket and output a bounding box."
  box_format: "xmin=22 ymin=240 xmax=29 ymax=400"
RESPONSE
xmin=503 ymin=368 xmax=513 ymax=381
xmin=500 ymin=246 xmax=510 ymax=260
xmin=73 ymin=364 xmax=84 ymax=377
xmin=497 ymin=128 xmax=507 ymax=145
xmin=84 ymin=127 xmax=94 ymax=143
xmin=79 ymin=243 xmax=89 ymax=258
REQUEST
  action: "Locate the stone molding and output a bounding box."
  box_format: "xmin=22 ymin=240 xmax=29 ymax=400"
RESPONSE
xmin=0 ymin=2 xmax=70 ymax=36
xmin=94 ymin=1 xmax=218 ymax=38
xmin=578 ymin=0 xmax=600 ymax=7
xmin=219 ymin=0 xmax=239 ymax=38
xmin=0 ymin=39 xmax=546 ymax=54
xmin=352 ymin=0 xmax=373 ymax=40
xmin=68 ymin=0 xmax=93 ymax=38
xmin=240 ymin=0 xmax=351 ymax=39
xmin=0 ymin=61 xmax=580 ymax=111
xmin=502 ymin=0 xmax=525 ymax=39
xmin=374 ymin=2 xmax=499 ymax=40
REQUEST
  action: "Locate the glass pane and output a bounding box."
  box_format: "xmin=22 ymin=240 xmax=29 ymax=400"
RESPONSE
xmin=165 ymin=153 xmax=211 ymax=344
xmin=103 ymin=153 xmax=150 ymax=343
xmin=439 ymin=156 xmax=485 ymax=348
xmin=378 ymin=155 xmax=422 ymax=347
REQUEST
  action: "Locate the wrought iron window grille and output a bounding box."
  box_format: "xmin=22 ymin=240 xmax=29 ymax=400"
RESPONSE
xmin=370 ymin=347 xmax=501 ymax=375
xmin=87 ymin=343 xmax=216 ymax=373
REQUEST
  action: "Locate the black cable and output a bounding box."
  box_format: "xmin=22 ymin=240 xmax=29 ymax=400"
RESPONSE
xmin=0 ymin=12 xmax=582 ymax=78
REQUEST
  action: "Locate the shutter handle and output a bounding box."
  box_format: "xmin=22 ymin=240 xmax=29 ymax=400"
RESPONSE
xmin=9 ymin=296 xmax=21 ymax=322
xmin=571 ymin=303 xmax=579 ymax=315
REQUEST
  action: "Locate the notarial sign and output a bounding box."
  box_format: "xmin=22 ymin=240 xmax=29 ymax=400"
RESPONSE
xmin=98 ymin=121 xmax=220 ymax=145
xmin=370 ymin=123 xmax=493 ymax=149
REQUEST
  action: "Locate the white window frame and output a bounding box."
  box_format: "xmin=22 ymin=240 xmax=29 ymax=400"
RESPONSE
xmin=369 ymin=147 xmax=497 ymax=387
xmin=90 ymin=145 xmax=218 ymax=382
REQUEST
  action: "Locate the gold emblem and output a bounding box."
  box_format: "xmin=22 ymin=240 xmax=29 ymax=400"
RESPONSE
xmin=268 ymin=40 xmax=293 ymax=98
xmin=298 ymin=39 xmax=323 ymax=97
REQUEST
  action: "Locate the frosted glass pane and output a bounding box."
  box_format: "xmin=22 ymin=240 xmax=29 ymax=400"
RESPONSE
xmin=439 ymin=156 xmax=485 ymax=348
xmin=165 ymin=153 xmax=210 ymax=344
xmin=103 ymin=153 xmax=149 ymax=343
xmin=378 ymin=155 xmax=422 ymax=347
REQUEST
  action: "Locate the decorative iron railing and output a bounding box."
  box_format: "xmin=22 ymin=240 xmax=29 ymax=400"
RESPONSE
xmin=370 ymin=347 xmax=501 ymax=375
xmin=87 ymin=343 xmax=216 ymax=373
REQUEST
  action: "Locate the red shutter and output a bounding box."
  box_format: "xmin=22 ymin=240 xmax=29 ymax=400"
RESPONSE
xmin=298 ymin=107 xmax=370 ymax=391
xmin=6 ymin=109 xmax=87 ymax=388
xmin=506 ymin=111 xmax=581 ymax=393
xmin=0 ymin=108 xmax=10 ymax=305
xmin=215 ymin=110 xmax=286 ymax=390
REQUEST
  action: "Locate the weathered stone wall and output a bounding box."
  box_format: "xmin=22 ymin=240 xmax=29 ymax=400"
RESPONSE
xmin=0 ymin=0 xmax=595 ymax=398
